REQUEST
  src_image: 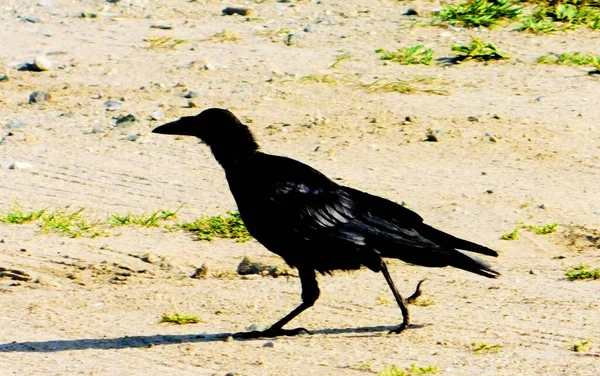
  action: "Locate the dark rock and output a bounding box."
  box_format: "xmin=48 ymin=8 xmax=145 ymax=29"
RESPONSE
xmin=29 ymin=91 xmax=49 ymax=104
xmin=114 ymin=114 xmax=136 ymax=125
xmin=222 ymin=7 xmax=252 ymax=16
xmin=237 ymin=257 xmax=269 ymax=275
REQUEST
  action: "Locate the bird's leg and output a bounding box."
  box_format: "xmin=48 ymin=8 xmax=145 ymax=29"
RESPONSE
xmin=234 ymin=268 xmax=319 ymax=339
xmin=380 ymin=261 xmax=421 ymax=334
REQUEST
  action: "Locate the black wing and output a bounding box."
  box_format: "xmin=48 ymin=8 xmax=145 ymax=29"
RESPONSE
xmin=263 ymin=178 xmax=496 ymax=274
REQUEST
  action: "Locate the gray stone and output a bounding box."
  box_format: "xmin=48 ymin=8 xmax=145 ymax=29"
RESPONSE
xmin=124 ymin=134 xmax=140 ymax=142
xmin=33 ymin=55 xmax=52 ymax=71
xmin=104 ymin=100 xmax=122 ymax=111
xmin=5 ymin=120 xmax=28 ymax=129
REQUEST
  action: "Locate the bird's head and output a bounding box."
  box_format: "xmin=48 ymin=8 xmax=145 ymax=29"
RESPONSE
xmin=152 ymin=108 xmax=259 ymax=166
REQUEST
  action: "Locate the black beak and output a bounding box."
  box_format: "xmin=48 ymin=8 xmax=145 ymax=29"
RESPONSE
xmin=152 ymin=117 xmax=195 ymax=136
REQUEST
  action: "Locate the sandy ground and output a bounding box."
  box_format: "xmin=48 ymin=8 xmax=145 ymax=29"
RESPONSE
xmin=1 ymin=0 xmax=600 ymax=375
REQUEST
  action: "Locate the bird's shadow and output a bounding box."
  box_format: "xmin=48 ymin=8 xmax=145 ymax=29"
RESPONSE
xmin=0 ymin=324 xmax=429 ymax=353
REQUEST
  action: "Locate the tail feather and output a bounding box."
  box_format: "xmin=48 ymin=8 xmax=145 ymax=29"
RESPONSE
xmin=451 ymin=250 xmax=501 ymax=278
xmin=419 ymin=224 xmax=498 ymax=257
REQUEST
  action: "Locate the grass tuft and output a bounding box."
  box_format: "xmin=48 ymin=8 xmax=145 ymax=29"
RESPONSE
xmin=375 ymin=45 xmax=434 ymax=65
xmin=571 ymin=340 xmax=591 ymax=352
xmin=451 ymin=36 xmax=509 ymax=62
xmin=501 ymin=228 xmax=519 ymax=240
xmin=109 ymin=206 xmax=181 ymax=227
xmin=565 ymin=264 xmax=600 ymax=280
xmin=520 ymin=3 xmax=600 ymax=32
xmin=179 ymin=211 xmax=252 ymax=242
xmin=472 ymin=343 xmax=502 ymax=354
xmin=439 ymin=0 xmax=522 ymax=28
xmin=329 ymin=53 xmax=352 ymax=68
xmin=40 ymin=208 xmax=105 ymax=238
xmin=0 ymin=207 xmax=46 ymax=224
xmin=528 ymin=222 xmax=558 ymax=234
xmin=378 ymin=364 xmax=438 ymax=376
xmin=161 ymin=313 xmax=201 ymax=325
xmin=537 ymin=52 xmax=600 ymax=67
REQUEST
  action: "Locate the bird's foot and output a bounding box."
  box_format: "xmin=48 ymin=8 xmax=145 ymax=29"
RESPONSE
xmin=234 ymin=327 xmax=312 ymax=339
xmin=388 ymin=322 xmax=409 ymax=335
xmin=405 ymin=279 xmax=427 ymax=304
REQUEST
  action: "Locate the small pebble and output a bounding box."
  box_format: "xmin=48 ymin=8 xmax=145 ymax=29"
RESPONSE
xmin=33 ymin=55 xmax=52 ymax=71
xmin=7 ymin=162 xmax=33 ymax=169
xmin=404 ymin=8 xmax=419 ymax=16
xmin=188 ymin=101 xmax=197 ymax=108
xmin=467 ymin=116 xmax=479 ymax=122
xmin=150 ymin=24 xmax=172 ymax=30
xmin=149 ymin=109 xmax=165 ymax=121
xmin=0 ymin=73 xmax=8 ymax=82
xmin=485 ymin=189 xmax=494 ymax=194
xmin=426 ymin=129 xmax=443 ymax=142
xmin=25 ymin=17 xmax=41 ymax=23
xmin=263 ymin=341 xmax=275 ymax=348
xmin=124 ymin=134 xmax=140 ymax=142
xmin=104 ymin=100 xmax=122 ymax=111
xmin=303 ymin=25 xmax=319 ymax=33
xmin=185 ymin=91 xmax=200 ymax=98
xmin=29 ymin=91 xmax=48 ymax=104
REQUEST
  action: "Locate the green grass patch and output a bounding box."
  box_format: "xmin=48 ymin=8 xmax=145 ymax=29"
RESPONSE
xmin=375 ymin=45 xmax=434 ymax=65
xmin=520 ymin=3 xmax=600 ymax=32
xmin=109 ymin=206 xmax=181 ymax=227
xmin=528 ymin=222 xmax=558 ymax=234
xmin=571 ymin=340 xmax=591 ymax=352
xmin=438 ymin=0 xmax=522 ymax=28
xmin=179 ymin=211 xmax=252 ymax=242
xmin=161 ymin=313 xmax=201 ymax=325
xmin=329 ymin=53 xmax=352 ymax=68
xmin=40 ymin=208 xmax=105 ymax=238
xmin=0 ymin=207 xmax=46 ymax=224
xmin=378 ymin=364 xmax=439 ymax=376
xmin=538 ymin=52 xmax=600 ymax=67
xmin=501 ymin=228 xmax=519 ymax=240
xmin=565 ymin=264 xmax=600 ymax=280
xmin=452 ymin=36 xmax=509 ymax=62
xmin=472 ymin=343 xmax=502 ymax=354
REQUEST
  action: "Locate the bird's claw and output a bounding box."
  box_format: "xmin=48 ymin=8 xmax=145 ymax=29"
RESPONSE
xmin=388 ymin=322 xmax=408 ymax=335
xmin=234 ymin=327 xmax=312 ymax=339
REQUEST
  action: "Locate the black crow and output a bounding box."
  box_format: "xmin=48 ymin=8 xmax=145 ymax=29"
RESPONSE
xmin=152 ymin=108 xmax=500 ymax=338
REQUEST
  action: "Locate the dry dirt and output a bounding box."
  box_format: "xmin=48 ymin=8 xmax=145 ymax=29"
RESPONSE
xmin=1 ymin=0 xmax=599 ymax=375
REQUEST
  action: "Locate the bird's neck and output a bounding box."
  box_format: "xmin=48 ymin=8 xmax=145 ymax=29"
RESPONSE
xmin=210 ymin=141 xmax=259 ymax=168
